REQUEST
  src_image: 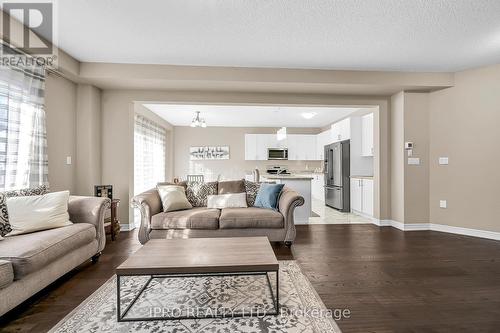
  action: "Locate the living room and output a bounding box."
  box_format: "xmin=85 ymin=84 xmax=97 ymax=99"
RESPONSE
xmin=1 ymin=1 xmax=500 ymax=332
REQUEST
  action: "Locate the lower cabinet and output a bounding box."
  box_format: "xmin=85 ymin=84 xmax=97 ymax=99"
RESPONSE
xmin=350 ymin=178 xmax=373 ymax=217
xmin=311 ymin=174 xmax=324 ymax=201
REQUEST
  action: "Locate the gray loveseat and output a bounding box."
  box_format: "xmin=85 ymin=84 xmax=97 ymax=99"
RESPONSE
xmin=0 ymin=196 xmax=110 ymax=316
xmin=132 ymin=180 xmax=304 ymax=246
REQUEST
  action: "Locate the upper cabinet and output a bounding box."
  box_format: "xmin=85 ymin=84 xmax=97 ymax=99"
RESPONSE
xmin=287 ymin=134 xmax=317 ymax=161
xmin=361 ymin=113 xmax=374 ymax=156
xmin=244 ymin=134 xmax=258 ymax=160
xmin=316 ymin=130 xmax=330 ymax=160
xmin=245 ymin=133 xmax=319 ymax=161
xmin=245 ymin=116 xmax=364 ymax=161
xmin=331 ymin=118 xmax=351 ymax=142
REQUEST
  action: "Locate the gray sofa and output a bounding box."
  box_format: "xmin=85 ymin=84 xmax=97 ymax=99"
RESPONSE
xmin=132 ymin=180 xmax=304 ymax=246
xmin=0 ymin=195 xmax=110 ymax=316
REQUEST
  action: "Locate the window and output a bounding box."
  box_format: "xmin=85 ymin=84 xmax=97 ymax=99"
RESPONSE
xmin=0 ymin=60 xmax=48 ymax=190
xmin=134 ymin=114 xmax=166 ymax=195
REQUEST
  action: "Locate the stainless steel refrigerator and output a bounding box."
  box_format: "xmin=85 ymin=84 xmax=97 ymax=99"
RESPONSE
xmin=324 ymin=140 xmax=350 ymax=212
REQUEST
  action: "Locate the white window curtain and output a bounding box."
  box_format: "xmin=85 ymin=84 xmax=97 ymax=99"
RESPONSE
xmin=134 ymin=114 xmax=166 ymax=195
xmin=0 ymin=50 xmax=48 ymax=191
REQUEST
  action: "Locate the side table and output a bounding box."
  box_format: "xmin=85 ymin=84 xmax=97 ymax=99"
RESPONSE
xmin=104 ymin=199 xmax=121 ymax=241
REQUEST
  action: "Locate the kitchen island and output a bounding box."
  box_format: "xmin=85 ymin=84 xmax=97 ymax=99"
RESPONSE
xmin=260 ymin=175 xmax=313 ymax=224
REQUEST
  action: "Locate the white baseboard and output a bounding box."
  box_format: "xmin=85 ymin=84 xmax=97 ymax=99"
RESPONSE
xmin=429 ymin=223 xmax=500 ymax=241
xmin=374 ymin=220 xmax=500 ymax=241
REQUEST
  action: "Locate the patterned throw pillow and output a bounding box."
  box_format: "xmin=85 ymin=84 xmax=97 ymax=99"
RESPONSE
xmin=244 ymin=180 xmax=261 ymax=207
xmin=0 ymin=185 xmax=50 ymax=237
xmin=186 ymin=181 xmax=218 ymax=207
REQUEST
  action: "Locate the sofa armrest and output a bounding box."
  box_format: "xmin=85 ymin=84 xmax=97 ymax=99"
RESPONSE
xmin=68 ymin=196 xmax=111 ymax=253
xmin=131 ymin=189 xmax=162 ymax=245
xmin=278 ymin=187 xmax=305 ymax=244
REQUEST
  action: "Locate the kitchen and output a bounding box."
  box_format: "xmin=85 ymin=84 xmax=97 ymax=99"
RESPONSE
xmin=145 ymin=103 xmax=375 ymax=225
xmin=244 ymin=111 xmax=375 ymax=225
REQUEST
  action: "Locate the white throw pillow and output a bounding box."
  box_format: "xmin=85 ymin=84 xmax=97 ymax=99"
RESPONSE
xmin=207 ymin=193 xmax=248 ymax=209
xmin=157 ymin=185 xmax=193 ymax=212
xmin=6 ymin=191 xmax=72 ymax=236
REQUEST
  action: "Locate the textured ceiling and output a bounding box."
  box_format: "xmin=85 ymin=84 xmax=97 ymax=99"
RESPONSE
xmin=50 ymin=0 xmax=500 ymax=71
xmin=143 ymin=104 xmax=363 ymax=128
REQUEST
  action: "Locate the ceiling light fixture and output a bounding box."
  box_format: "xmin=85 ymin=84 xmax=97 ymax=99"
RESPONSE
xmin=301 ymin=112 xmax=317 ymax=119
xmin=190 ymin=111 xmax=207 ymax=128
xmin=277 ymin=127 xmax=287 ymax=141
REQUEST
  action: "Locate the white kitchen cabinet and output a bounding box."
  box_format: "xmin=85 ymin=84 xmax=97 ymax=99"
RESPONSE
xmin=287 ymin=135 xmax=317 ymax=160
xmin=245 ymin=134 xmax=273 ymax=160
xmin=311 ymin=173 xmax=325 ymax=201
xmin=287 ymin=135 xmax=300 ymax=160
xmin=303 ymin=135 xmax=317 ymax=160
xmin=245 ymin=133 xmax=318 ymax=161
xmin=245 ymin=134 xmax=258 ymax=160
xmin=331 ymin=118 xmax=351 ymax=142
xmin=350 ymin=177 xmax=373 ymax=217
xmin=362 ymin=179 xmax=374 ymax=216
xmin=350 ymin=179 xmax=363 ymax=212
xmin=256 ymin=135 xmax=270 ymax=160
xmin=361 ymin=113 xmax=374 ymax=156
xmin=316 ymin=130 xmax=330 ymax=160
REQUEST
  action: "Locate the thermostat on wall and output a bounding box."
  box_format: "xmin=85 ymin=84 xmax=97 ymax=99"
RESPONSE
xmin=405 ymin=142 xmax=413 ymax=150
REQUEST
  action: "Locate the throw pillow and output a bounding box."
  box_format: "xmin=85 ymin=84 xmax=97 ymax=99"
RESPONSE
xmin=6 ymin=190 xmax=72 ymax=236
xmin=207 ymin=193 xmax=248 ymax=209
xmin=0 ymin=193 xmax=11 ymax=237
xmin=186 ymin=181 xmax=218 ymax=207
xmin=218 ymin=179 xmax=245 ymax=194
xmin=254 ymin=183 xmax=285 ymax=211
xmin=157 ymin=185 xmax=192 ymax=212
xmin=0 ymin=184 xmax=50 ymax=237
xmin=244 ymin=180 xmax=261 ymax=207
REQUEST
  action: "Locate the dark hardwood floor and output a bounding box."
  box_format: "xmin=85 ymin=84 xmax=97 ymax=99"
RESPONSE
xmin=1 ymin=224 xmax=500 ymax=332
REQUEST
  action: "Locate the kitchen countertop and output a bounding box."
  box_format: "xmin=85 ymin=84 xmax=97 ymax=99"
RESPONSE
xmin=261 ymin=174 xmax=314 ymax=180
xmin=350 ymin=175 xmax=374 ymax=179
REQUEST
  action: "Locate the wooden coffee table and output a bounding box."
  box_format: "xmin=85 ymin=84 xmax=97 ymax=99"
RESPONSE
xmin=116 ymin=237 xmax=279 ymax=321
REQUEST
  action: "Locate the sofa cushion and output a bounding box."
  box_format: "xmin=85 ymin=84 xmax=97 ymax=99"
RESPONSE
xmin=218 ymin=180 xmax=245 ymax=194
xmin=219 ymin=207 xmax=284 ymax=229
xmin=254 ymin=183 xmax=285 ymax=211
xmin=244 ymin=180 xmax=261 ymax=207
xmin=0 ymin=259 xmax=13 ymax=289
xmin=0 ymin=185 xmax=50 ymax=237
xmin=6 ymin=191 xmax=72 ymax=236
xmin=156 ymin=185 xmax=192 ymax=212
xmin=186 ymin=182 xmax=218 ymax=207
xmin=151 ymin=207 xmax=220 ymax=230
xmin=0 ymin=223 xmax=96 ymax=279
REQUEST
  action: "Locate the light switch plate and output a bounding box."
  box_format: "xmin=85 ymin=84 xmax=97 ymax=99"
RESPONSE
xmin=439 ymin=157 xmax=449 ymax=165
xmin=66 ymin=156 xmax=72 ymax=165
xmin=408 ymin=157 xmax=420 ymax=165
xmin=440 ymin=200 xmax=447 ymax=208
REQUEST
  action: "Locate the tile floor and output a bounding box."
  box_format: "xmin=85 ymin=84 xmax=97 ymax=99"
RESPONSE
xmin=309 ymin=198 xmax=372 ymax=224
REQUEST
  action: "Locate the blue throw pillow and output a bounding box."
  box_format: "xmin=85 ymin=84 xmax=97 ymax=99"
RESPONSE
xmin=254 ymin=183 xmax=285 ymax=210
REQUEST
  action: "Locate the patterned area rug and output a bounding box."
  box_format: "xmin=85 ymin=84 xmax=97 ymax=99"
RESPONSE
xmin=49 ymin=261 xmax=341 ymax=333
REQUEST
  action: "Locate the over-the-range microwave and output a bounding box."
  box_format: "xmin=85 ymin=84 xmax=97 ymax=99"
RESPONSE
xmin=267 ymin=148 xmax=288 ymax=160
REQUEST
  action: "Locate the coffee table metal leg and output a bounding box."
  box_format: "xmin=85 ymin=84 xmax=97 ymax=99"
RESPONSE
xmin=118 ymin=275 xmax=154 ymax=321
xmin=117 ymin=275 xmax=121 ymax=322
xmin=265 ymin=270 xmax=279 ymax=315
xmin=276 ymin=269 xmax=280 ymax=314
xmin=117 ymin=271 xmax=279 ymax=321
